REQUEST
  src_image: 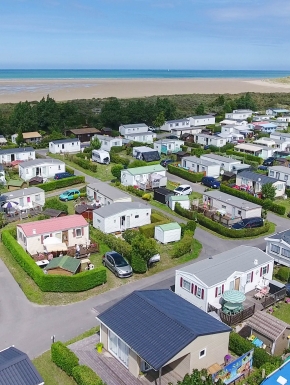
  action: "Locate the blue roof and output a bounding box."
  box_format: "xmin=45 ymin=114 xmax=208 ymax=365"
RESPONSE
xmin=261 ymin=360 xmax=290 ymax=385
xmin=97 ymin=289 xmax=231 ymax=370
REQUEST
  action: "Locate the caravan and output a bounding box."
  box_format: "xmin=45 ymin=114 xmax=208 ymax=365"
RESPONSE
xmin=92 ymin=150 xmax=110 ymax=164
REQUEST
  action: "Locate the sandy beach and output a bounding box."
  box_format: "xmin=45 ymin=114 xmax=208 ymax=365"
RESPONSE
xmin=0 ymin=78 xmax=290 ymax=104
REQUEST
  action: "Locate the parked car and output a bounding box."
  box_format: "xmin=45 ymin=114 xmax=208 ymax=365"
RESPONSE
xmin=201 ymin=176 xmax=220 ymax=189
xmin=166 ymin=135 xmax=179 ymax=140
xmin=59 ymin=189 xmax=80 ymax=201
xmin=263 ymin=157 xmax=275 ymax=167
xmin=173 ymin=184 xmax=192 ymax=195
xmin=231 ymin=217 xmax=264 ymax=230
xmin=54 ymin=172 xmax=74 ymax=180
xmin=160 ymin=159 xmax=174 ymax=167
xmin=258 ymin=165 xmax=268 ymax=171
xmin=102 ymin=251 xmax=133 ymax=278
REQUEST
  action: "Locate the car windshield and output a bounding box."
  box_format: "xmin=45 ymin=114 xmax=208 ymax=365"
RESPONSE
xmin=111 ymin=253 xmax=128 ymax=267
xmin=234 ymin=221 xmax=245 ymax=229
xmin=175 ymin=187 xmax=183 ymax=191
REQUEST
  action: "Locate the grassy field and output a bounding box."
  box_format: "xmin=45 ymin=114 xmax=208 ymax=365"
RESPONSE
xmin=272 ymin=302 xmax=290 ymax=324
xmin=274 ymin=198 xmax=290 ymax=217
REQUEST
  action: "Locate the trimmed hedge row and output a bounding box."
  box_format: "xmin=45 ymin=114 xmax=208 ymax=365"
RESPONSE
xmin=2 ymin=230 xmax=107 ymax=292
xmin=226 ymin=150 xmax=263 ymax=164
xmin=65 ymin=165 xmax=75 ymax=175
xmin=110 ymin=145 xmax=125 ymax=153
xmin=171 ymin=230 xmax=193 ymax=258
xmin=139 ymin=220 xmax=169 ymax=238
xmin=39 ymin=176 xmax=85 ymax=192
xmin=220 ymin=184 xmax=286 ymax=215
xmin=73 ymin=156 xmax=97 ymax=172
xmin=174 ymin=203 xmax=271 ymax=238
xmin=72 ymin=365 xmax=104 ymax=385
xmin=168 ymin=164 xmax=204 ymax=182
xmin=110 ymin=152 xmax=130 ymax=166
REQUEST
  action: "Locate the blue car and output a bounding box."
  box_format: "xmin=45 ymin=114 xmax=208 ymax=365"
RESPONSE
xmin=201 ymin=177 xmax=220 ymax=189
xmin=59 ymin=189 xmax=80 ymax=201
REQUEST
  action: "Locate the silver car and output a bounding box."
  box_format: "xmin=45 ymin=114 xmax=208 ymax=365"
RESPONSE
xmin=102 ymin=251 xmax=133 ymax=278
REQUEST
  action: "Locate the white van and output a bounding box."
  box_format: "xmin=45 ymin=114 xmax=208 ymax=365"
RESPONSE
xmin=92 ymin=150 xmax=110 ymax=164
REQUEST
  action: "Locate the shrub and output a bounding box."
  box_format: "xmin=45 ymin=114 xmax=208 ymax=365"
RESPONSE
xmin=65 ymin=165 xmax=75 ymax=175
xmin=276 ymin=267 xmax=290 ymax=282
xmin=75 ymin=152 xmax=87 ymax=159
xmin=51 ymin=342 xmax=79 ymax=376
xmin=142 ymin=193 xmax=152 ymax=201
xmin=131 ymin=254 xmax=147 ymax=273
xmin=39 ymin=176 xmax=85 ymax=192
xmin=73 ymin=156 xmax=97 ymax=172
xmin=168 ymin=164 xmax=204 ymax=182
xmin=184 ymin=220 xmax=197 ymax=234
xmin=43 ymin=197 xmax=69 ymax=214
xmin=226 ymin=150 xmax=263 ymax=164
xmin=2 ymin=230 xmax=107 ymax=292
xmin=128 ymin=160 xmax=147 ymax=168
xmin=72 ymin=365 xmax=104 ymax=385
xmin=110 ymin=145 xmax=124 ymax=153
xmin=111 ymin=164 xmax=123 ymax=180
xmin=171 ymin=231 xmax=193 ymax=258
xmin=127 ymin=186 xmax=144 ymax=197
xmin=139 ymin=221 xmax=168 ymax=238
xmin=110 ymin=152 xmax=130 ymax=166
xmin=122 ymin=229 xmax=139 ymax=244
xmin=151 ymin=212 xmax=168 ymax=223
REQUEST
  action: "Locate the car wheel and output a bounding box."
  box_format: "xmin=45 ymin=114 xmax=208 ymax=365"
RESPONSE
xmin=102 ymin=260 xmax=106 ymax=266
xmin=65 ymin=198 xmax=68 ymax=202
xmin=115 ymin=271 xmax=119 ymax=277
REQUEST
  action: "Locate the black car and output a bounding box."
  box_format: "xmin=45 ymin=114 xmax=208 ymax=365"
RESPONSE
xmin=201 ymin=176 xmax=220 ymax=189
xmin=263 ymin=157 xmax=275 ymax=167
xmin=160 ymin=159 xmax=174 ymax=167
xmin=166 ymin=135 xmax=179 ymax=140
xmin=231 ymin=217 xmax=264 ymax=230
xmin=258 ymin=165 xmax=268 ymax=171
xmin=54 ymin=172 xmax=74 ymax=180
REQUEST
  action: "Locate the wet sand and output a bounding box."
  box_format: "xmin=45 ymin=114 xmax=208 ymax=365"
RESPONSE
xmin=0 ymin=78 xmax=289 ymax=103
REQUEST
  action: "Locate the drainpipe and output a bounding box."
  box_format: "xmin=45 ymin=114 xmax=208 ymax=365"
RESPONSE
xmin=159 ymin=367 xmax=162 ymax=385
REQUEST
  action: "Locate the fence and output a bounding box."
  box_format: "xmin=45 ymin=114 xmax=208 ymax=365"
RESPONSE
xmin=208 ymin=304 xmax=256 ymax=326
xmin=261 ymin=287 xmax=287 ymax=309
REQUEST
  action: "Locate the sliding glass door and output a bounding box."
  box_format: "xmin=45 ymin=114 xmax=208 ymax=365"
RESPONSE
xmin=108 ymin=330 xmax=129 ymax=367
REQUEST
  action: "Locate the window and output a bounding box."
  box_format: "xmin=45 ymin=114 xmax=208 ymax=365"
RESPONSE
xmin=229 ymin=280 xmax=234 ymax=290
xmin=35 ymin=194 xmax=40 ymax=202
xmin=271 ymin=244 xmax=280 ymax=254
xmin=26 ymin=169 xmax=29 ymax=174
xmin=215 ymin=286 xmax=223 ymax=297
xmin=284 ymin=175 xmax=288 ymax=181
xmin=238 ymin=210 xmax=242 ymax=215
xmin=196 ymin=287 xmax=202 ymax=298
xmin=246 ymin=272 xmax=253 ymax=283
xmin=72 ymin=142 xmax=74 ymax=145
xmin=23 ymin=236 xmax=27 ymax=245
xmin=182 ymin=279 xmax=191 ymax=292
xmin=114 ymin=142 xmax=118 ymax=146
xmin=98 ymin=219 xmax=101 ymax=223
xmin=269 ymin=171 xmax=274 ymax=177
xmin=261 ymin=265 xmax=268 ymax=276
xmin=108 ymin=330 xmax=129 ymax=368
xmin=76 ymin=228 xmax=82 ymax=237
xmin=58 ymin=165 xmax=61 ymax=170
xmin=282 ymin=248 xmax=290 ymax=259
xmin=135 ymin=215 xmax=139 ymax=218
xmin=199 ymin=349 xmax=206 ymax=359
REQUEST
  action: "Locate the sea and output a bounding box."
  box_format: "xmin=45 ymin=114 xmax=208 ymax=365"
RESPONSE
xmin=0 ymin=69 xmax=289 ymax=80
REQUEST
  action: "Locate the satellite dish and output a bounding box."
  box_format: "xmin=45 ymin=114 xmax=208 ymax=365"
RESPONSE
xmin=220 ymin=170 xmax=224 ymax=175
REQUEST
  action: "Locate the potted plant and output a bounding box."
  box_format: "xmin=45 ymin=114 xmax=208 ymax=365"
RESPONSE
xmin=96 ymin=342 xmax=103 ymax=353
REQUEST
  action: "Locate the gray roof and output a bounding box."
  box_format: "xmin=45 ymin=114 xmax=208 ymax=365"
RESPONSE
xmin=95 ymin=135 xmax=122 ymax=142
xmin=268 ymin=165 xmax=290 ymax=174
xmin=238 ymin=170 xmax=280 ymax=185
xmin=94 ymin=202 xmax=149 ymax=218
xmin=166 ymin=118 xmax=189 ymax=124
xmin=20 ymin=159 xmax=64 ymax=167
xmin=121 ymin=123 xmax=148 ymax=129
xmin=1 ymin=187 xmax=43 ymax=200
xmin=201 ymin=153 xmax=241 ymax=164
xmin=50 ymin=138 xmax=79 ymax=144
xmin=88 ymin=182 xmax=131 ymax=201
xmin=97 ymin=290 xmax=231 ymax=371
xmin=0 ymin=346 xmax=43 ymax=385
xmin=266 ymin=229 xmax=290 ymax=244
xmin=0 ymin=147 xmax=34 ymax=155
xmin=155 ymin=139 xmax=183 ymax=144
xmin=247 ymin=311 xmax=290 ymax=341
xmin=125 ymin=132 xmax=153 ymax=137
xmin=133 ymin=146 xmax=153 ymax=153
xmin=195 ymin=133 xmax=220 ymax=139
xmin=171 ymin=126 xmax=201 ymax=131
xmin=191 ymin=115 xmax=214 ymax=119
xmin=178 ymin=246 xmax=273 ymax=287
xmin=183 ymin=156 xmax=216 ymax=167
xmin=203 ymin=190 xmax=261 ymax=210
xmin=272 ymin=132 xmax=290 ymax=138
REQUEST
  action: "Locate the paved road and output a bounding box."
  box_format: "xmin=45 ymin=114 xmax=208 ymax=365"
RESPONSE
xmin=0 ymin=151 xmax=288 ymax=358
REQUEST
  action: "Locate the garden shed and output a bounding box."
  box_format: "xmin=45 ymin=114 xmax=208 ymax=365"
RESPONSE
xmin=154 ymin=222 xmax=181 ymax=244
xmin=153 ymin=187 xmax=174 ymax=204
xmin=168 ymin=195 xmax=190 ymax=211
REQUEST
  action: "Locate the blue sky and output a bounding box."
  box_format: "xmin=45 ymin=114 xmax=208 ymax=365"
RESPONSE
xmin=1 ymin=0 xmax=290 ymax=69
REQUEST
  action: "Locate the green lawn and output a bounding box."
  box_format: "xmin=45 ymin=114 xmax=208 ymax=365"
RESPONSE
xmin=274 ymin=198 xmax=290 ymax=217
xmin=272 ymin=302 xmax=290 ymax=324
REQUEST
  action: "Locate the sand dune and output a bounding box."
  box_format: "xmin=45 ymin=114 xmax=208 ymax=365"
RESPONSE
xmin=0 ymin=78 xmax=289 ymax=103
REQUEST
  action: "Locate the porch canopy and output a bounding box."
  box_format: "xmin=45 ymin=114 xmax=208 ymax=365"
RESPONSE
xmin=222 ymin=290 xmax=246 ymax=303
xmin=44 ymin=243 xmax=67 ymax=253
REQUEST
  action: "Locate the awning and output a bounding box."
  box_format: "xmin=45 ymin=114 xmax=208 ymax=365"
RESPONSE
xmin=44 ymin=243 xmax=68 ymax=253
xmin=222 ymin=290 xmax=246 ymax=303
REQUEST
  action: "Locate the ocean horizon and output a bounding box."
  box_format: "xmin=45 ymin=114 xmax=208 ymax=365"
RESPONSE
xmin=0 ymin=69 xmax=290 ymax=80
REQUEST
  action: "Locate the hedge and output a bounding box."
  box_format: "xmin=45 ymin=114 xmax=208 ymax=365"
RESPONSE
xmin=226 ymin=150 xmax=263 ymax=164
xmin=171 ymin=231 xmax=193 ymax=258
xmin=139 ymin=220 xmax=169 ymax=238
xmin=275 ymin=266 xmax=290 ymax=282
xmin=73 ymin=156 xmax=97 ymax=172
xmin=72 ymin=365 xmax=104 ymax=385
xmin=39 ymin=176 xmax=85 ymax=192
xmin=110 ymin=152 xmax=130 ymax=166
xmin=220 ymin=184 xmax=286 ymax=215
xmin=2 ymin=230 xmax=107 ymax=292
xmin=127 ymin=185 xmax=145 ymax=197
xmin=174 ymin=204 xmax=271 ymax=238
xmin=110 ymin=145 xmax=125 ymax=153
xmin=51 ymin=342 xmax=79 ymax=376
xmin=43 ymin=197 xmax=69 ymax=214
xmin=168 ymin=164 xmax=204 ymax=182
xmin=151 ymin=212 xmax=168 ymax=223
xmin=131 ymin=253 xmax=147 ymax=273
xmin=65 ymin=165 xmax=75 ymax=175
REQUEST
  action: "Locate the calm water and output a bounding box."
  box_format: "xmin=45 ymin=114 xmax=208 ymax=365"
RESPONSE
xmin=0 ymin=69 xmax=290 ymax=79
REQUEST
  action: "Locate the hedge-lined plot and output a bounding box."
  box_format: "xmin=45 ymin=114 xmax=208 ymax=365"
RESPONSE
xmin=38 ymin=175 xmax=86 ymax=192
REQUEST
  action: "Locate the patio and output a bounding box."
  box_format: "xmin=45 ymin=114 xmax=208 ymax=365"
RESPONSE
xmin=69 ymin=334 xmax=183 ymax=385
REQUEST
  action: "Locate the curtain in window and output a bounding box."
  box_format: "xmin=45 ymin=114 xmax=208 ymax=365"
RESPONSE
xmin=109 ymin=330 xmax=118 ymax=356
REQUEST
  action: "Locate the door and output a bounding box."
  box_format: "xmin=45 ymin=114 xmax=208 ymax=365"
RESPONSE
xmin=234 ymin=277 xmax=240 ymax=290
xmin=120 ymin=215 xmax=126 ymax=230
xmin=62 ymin=144 xmax=65 ymax=150
xmin=36 ymin=167 xmax=41 ymax=176
xmin=125 ymin=216 xmax=130 ymax=228
xmin=11 ymin=154 xmax=15 ymax=161
xmin=62 ymin=230 xmax=68 ymax=243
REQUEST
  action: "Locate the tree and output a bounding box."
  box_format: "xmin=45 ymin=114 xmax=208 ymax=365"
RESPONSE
xmin=170 ymin=368 xmax=223 ymax=385
xmin=111 ymin=164 xmax=123 ymax=180
xmin=128 ymin=160 xmax=147 ymax=168
xmin=100 ymin=98 xmax=123 ymax=129
xmin=16 ymin=130 xmax=24 ymax=146
xmin=153 ymin=111 xmax=165 ymax=128
xmin=90 ymin=136 xmax=101 ymax=150
xmin=195 ymin=103 xmax=205 ymax=115
xmin=131 ymin=233 xmax=158 ymax=265
xmin=261 ymin=183 xmax=276 ymax=201
xmin=43 ymin=197 xmax=69 ymax=214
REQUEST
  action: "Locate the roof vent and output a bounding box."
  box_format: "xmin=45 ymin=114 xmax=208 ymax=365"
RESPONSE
xmin=254 ymin=259 xmax=258 ymax=265
xmin=32 ymin=229 xmax=36 ymax=235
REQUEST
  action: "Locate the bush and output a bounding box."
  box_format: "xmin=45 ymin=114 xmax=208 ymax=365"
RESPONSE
xmin=122 ymin=229 xmax=139 ymax=244
xmin=110 ymin=152 xmax=130 ymax=166
xmin=220 ymin=184 xmax=286 ymax=215
xmin=139 ymin=221 xmax=168 ymax=238
xmin=276 ymin=267 xmax=290 ymax=282
xmin=39 ymin=176 xmax=85 ymax=192
xmin=2 ymin=230 xmax=107 ymax=292
xmin=131 ymin=254 xmax=147 ymax=273
xmin=75 ymin=152 xmax=87 ymax=159
xmin=127 ymin=186 xmax=144 ymax=197
xmin=73 ymin=156 xmax=97 ymax=172
xmin=51 ymin=342 xmax=79 ymax=376
xmin=184 ymin=220 xmax=197 ymax=234
xmin=142 ymin=193 xmax=152 ymax=201
xmin=168 ymin=164 xmax=204 ymax=182
xmin=174 ymin=203 xmax=271 ymax=238
xmin=43 ymin=197 xmax=69 ymax=214
xmin=65 ymin=166 xmax=75 ymax=175
xmin=171 ymin=231 xmax=193 ymax=258
xmin=226 ymin=150 xmax=263 ymax=164
xmin=110 ymin=145 xmax=124 ymax=153
xmin=72 ymin=365 xmax=104 ymax=385
xmin=111 ymin=164 xmax=123 ymax=180
xmin=128 ymin=160 xmax=147 ymax=168
xmin=151 ymin=212 xmax=168 ymax=223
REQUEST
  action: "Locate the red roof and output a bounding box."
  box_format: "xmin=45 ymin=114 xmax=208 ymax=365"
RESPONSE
xmin=17 ymin=214 xmax=88 ymax=237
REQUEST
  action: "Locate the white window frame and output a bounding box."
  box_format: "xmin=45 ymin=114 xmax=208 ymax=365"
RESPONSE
xmin=35 ymin=194 xmax=40 ymax=202
xmin=196 ymin=287 xmax=202 ymax=299
xmin=75 ymin=228 xmax=82 ymax=237
xmin=262 ymin=266 xmax=267 ymax=275
xmin=199 ymin=348 xmax=206 ymax=359
xmin=281 ymin=248 xmax=290 ymax=259
xmin=270 ymin=243 xmax=280 ymax=254
xmin=246 ymin=272 xmax=252 ymax=283
xmin=182 ymin=279 xmax=191 ymax=292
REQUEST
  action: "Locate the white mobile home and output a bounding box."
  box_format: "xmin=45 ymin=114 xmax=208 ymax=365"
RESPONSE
xmin=0 ymin=187 xmax=45 ymax=212
xmin=154 ymin=222 xmax=181 ymax=244
xmin=154 ymin=139 xmax=184 ymax=155
xmin=0 ymin=147 xmax=35 ymax=164
xmin=0 ymin=165 xmax=5 ymax=185
xmin=194 ymin=134 xmax=227 ymax=148
xmin=86 ymin=182 xmax=132 ymax=206
xmin=225 ymin=109 xmax=253 ymax=120
xmin=203 ymin=190 xmax=262 ymax=220
xmin=189 ymin=115 xmax=215 ymax=126
xmin=268 ymin=166 xmax=290 ymax=187
xmin=200 ymin=154 xmax=241 ymax=172
xmin=181 ymin=156 xmax=220 ymax=178
xmin=175 ymin=246 xmax=274 ymax=312
xmin=266 ymin=108 xmax=289 ymax=116
xmin=270 ymin=132 xmax=290 ymax=142
xmin=49 ymin=138 xmax=80 ymax=154
xmin=234 ymin=143 xmax=274 ymax=159
xmin=19 ymin=159 xmax=65 ymax=181
xmin=91 ymin=149 xmax=110 ymax=164
xmin=236 ymin=170 xmax=286 ymax=197
xmin=93 ymin=135 xmax=123 ymax=152
xmin=121 ymin=165 xmax=167 ymax=189
xmin=168 ymin=195 xmax=190 ymax=211
xmin=124 ymin=131 xmax=156 ymax=144
xmin=265 ymin=229 xmax=290 ymax=267
xmin=93 ymin=202 xmax=151 ymax=233
xmin=119 ymin=123 xmax=149 ymax=135
xmin=277 ymin=116 xmax=290 ymax=123
xmin=170 ymin=126 xmax=202 ymax=138
xmin=160 ymin=118 xmax=191 ymax=132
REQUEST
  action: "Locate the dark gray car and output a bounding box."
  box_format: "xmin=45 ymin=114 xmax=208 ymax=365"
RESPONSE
xmin=102 ymin=251 xmax=133 ymax=278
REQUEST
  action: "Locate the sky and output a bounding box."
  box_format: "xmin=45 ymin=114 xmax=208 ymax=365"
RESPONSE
xmin=1 ymin=0 xmax=290 ymax=70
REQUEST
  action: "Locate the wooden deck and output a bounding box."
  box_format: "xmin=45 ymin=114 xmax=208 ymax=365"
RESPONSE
xmin=69 ymin=334 xmax=182 ymax=385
